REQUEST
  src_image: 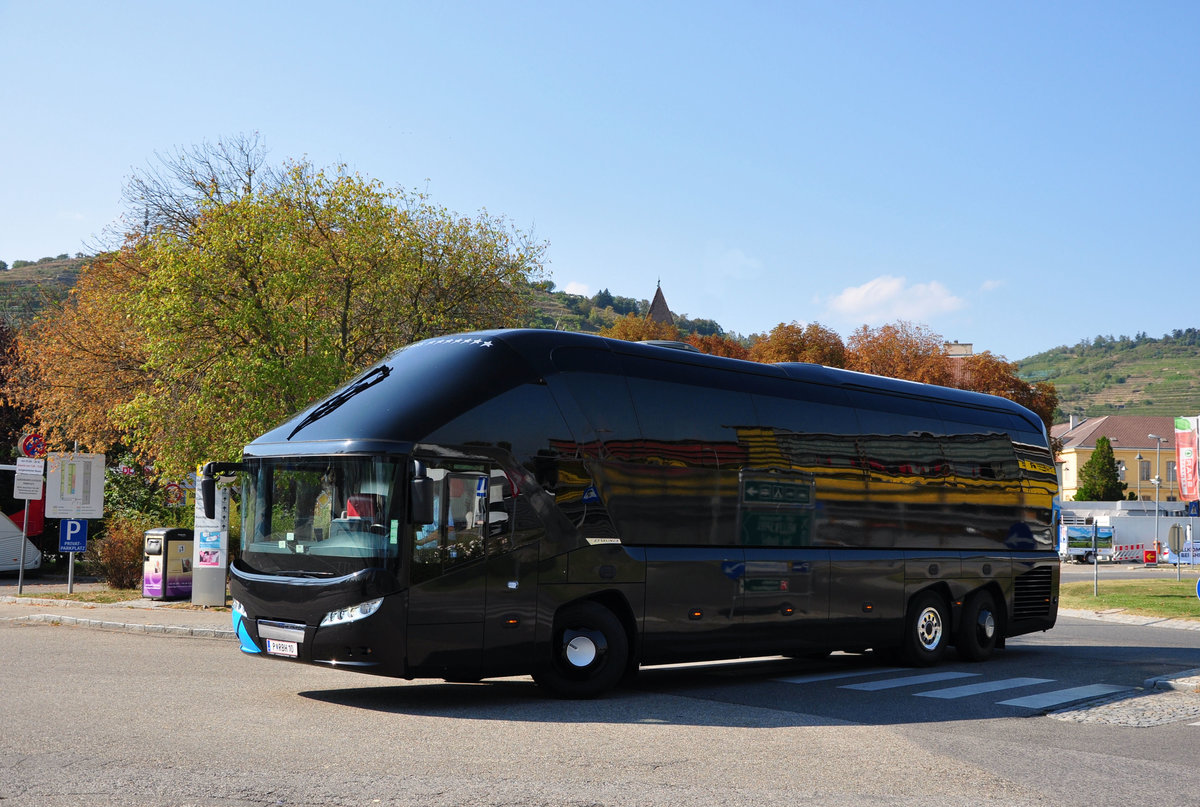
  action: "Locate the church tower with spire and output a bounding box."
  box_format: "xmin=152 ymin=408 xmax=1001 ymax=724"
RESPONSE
xmin=647 ymin=280 xmax=674 ymax=325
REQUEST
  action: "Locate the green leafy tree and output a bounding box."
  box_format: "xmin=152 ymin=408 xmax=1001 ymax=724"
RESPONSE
xmin=5 ymin=138 xmax=546 ymax=478
xmin=1074 ymin=436 xmax=1126 ymax=501
xmin=114 ymin=159 xmax=545 ymax=475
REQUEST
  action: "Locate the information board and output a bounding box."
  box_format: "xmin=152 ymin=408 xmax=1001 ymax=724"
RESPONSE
xmin=45 ymin=453 xmax=105 ymax=519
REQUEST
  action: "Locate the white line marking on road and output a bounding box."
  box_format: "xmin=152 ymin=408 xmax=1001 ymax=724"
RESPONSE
xmin=997 ymin=684 xmax=1132 ymax=709
xmin=840 ymin=671 xmax=980 ymax=691
xmin=914 ymin=677 xmax=1054 ymax=699
xmin=773 ymin=668 xmax=905 ymax=685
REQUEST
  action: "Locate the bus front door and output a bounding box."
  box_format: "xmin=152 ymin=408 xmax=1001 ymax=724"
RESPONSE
xmin=407 ymin=471 xmax=489 ymax=679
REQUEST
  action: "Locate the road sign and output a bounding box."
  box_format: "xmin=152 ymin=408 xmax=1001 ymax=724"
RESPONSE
xmin=17 ymin=433 xmax=45 ymax=458
xmin=1168 ymin=524 xmax=1184 ymax=555
xmin=46 ymin=452 xmax=105 ymax=518
xmin=742 ymin=478 xmax=814 ymax=506
xmin=59 ymin=519 xmax=88 ymax=553
xmin=13 ymin=457 xmax=44 ymax=500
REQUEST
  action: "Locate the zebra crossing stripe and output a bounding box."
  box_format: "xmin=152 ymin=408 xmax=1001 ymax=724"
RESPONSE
xmin=997 ymin=684 xmax=1132 ymax=709
xmin=840 ymin=671 xmax=979 ymax=691
xmin=773 ymin=668 xmax=905 ymax=685
xmin=914 ymin=677 xmax=1054 ymax=699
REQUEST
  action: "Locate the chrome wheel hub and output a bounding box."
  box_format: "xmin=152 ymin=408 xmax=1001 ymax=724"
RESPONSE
xmin=564 ymin=633 xmax=599 ymax=667
xmin=917 ymin=607 xmax=943 ymax=650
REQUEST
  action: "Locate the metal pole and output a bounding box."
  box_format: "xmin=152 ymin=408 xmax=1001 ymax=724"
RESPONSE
xmin=17 ymin=506 xmax=28 ymax=595
xmin=1149 ymin=434 xmax=1165 ymax=564
xmin=1156 ymin=445 xmax=1161 ymax=561
xmin=1154 ymin=479 xmax=1160 ymax=563
xmin=1092 ymin=523 xmax=1099 ymax=596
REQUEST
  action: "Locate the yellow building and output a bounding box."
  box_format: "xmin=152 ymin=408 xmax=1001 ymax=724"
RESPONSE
xmin=1052 ymin=415 xmax=1181 ymax=502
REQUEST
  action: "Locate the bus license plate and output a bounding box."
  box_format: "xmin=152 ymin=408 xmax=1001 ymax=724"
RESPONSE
xmin=266 ymin=639 xmax=298 ymax=657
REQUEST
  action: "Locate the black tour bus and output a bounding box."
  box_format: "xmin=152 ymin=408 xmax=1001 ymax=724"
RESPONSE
xmin=205 ymin=329 xmax=1059 ymax=697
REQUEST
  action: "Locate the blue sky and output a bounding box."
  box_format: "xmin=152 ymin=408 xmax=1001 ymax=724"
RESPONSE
xmin=2 ymin=1 xmax=1196 ymax=360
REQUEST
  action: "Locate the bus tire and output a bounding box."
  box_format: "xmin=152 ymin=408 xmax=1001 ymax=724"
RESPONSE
xmin=955 ymin=589 xmax=998 ymax=662
xmin=900 ymin=590 xmax=949 ymax=666
xmin=534 ymin=601 xmax=629 ymax=699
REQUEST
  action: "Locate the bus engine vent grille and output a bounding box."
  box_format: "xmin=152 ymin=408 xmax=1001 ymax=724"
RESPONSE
xmin=1012 ymin=567 xmax=1053 ymax=620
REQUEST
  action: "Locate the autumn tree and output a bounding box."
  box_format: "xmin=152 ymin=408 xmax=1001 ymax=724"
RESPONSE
xmin=5 ymin=247 xmax=150 ymax=452
xmin=121 ymin=133 xmax=283 ymax=240
xmin=0 ymin=320 xmax=33 ymax=462
xmin=748 ymin=321 xmax=846 ymax=366
xmin=954 ymin=351 xmax=1058 ymax=428
xmin=1074 ymin=436 xmax=1126 ymax=501
xmin=685 ymin=332 xmax=750 ymax=359
xmin=5 ymin=140 xmax=546 ymax=476
xmin=844 ymin=321 xmax=953 ymax=385
xmin=599 ymin=313 xmax=680 ymax=343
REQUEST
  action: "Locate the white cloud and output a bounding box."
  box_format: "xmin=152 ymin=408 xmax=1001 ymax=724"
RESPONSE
xmin=562 ymin=281 xmax=590 ymax=296
xmin=824 ymin=275 xmax=965 ymax=324
xmin=980 ymin=279 xmax=1003 ymax=292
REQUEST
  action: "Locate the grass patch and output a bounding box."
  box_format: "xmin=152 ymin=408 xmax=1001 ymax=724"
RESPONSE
xmin=1060 ymin=579 xmax=1200 ymax=621
xmin=18 ymin=589 xmax=143 ymax=604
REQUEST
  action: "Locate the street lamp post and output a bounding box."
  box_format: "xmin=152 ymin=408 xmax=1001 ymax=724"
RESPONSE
xmin=1135 ymin=452 xmax=1143 ymax=501
xmin=1149 ymin=434 xmax=1166 ymax=562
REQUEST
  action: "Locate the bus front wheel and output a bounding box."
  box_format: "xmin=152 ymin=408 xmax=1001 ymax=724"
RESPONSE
xmin=534 ymin=601 xmax=629 ymax=699
xmin=900 ymin=591 xmax=949 ymax=666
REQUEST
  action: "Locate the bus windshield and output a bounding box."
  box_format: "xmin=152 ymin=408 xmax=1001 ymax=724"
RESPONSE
xmin=240 ymin=456 xmax=404 ymax=576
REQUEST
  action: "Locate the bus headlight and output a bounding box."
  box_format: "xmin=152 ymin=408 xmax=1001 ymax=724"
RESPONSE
xmin=231 ymin=599 xmax=248 ymax=618
xmin=320 ymin=598 xmax=384 ymax=627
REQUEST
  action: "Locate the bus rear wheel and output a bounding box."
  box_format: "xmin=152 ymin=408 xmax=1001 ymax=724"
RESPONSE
xmin=900 ymin=591 xmax=949 ymax=666
xmin=534 ymin=601 xmax=629 ymax=699
xmin=955 ymin=589 xmax=999 ymax=662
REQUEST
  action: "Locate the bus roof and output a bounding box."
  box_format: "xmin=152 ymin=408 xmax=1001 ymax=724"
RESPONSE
xmin=246 ymin=329 xmax=1046 ymax=456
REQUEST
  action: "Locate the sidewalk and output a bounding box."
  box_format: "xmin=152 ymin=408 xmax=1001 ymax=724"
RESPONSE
xmin=0 ymin=575 xmax=234 ymax=638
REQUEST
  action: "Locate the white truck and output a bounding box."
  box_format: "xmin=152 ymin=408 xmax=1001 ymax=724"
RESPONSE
xmin=1059 ymin=524 xmax=1114 ymax=563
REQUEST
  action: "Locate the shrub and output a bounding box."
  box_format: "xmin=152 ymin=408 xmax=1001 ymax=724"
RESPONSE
xmin=89 ymin=514 xmax=153 ymax=590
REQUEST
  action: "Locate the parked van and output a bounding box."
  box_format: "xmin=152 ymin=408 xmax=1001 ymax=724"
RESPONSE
xmin=0 ymin=512 xmax=41 ymax=573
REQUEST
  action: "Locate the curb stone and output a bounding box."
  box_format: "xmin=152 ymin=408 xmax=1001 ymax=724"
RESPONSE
xmin=1145 ymin=671 xmax=1200 ymax=693
xmin=2 ymin=612 xmax=235 ymax=640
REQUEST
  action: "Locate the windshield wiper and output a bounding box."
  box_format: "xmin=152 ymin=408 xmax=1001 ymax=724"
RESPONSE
xmin=287 ymin=365 xmax=391 ymax=440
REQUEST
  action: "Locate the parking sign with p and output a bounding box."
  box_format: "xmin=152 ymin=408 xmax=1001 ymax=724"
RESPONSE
xmin=59 ymin=519 xmax=88 ymax=553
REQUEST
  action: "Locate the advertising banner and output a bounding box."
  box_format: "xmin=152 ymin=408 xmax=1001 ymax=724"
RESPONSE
xmin=1174 ymin=417 xmax=1200 ymax=501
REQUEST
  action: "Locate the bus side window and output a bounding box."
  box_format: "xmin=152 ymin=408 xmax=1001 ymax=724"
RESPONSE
xmin=445 ymin=474 xmax=486 ymax=566
xmin=487 ymin=473 xmax=514 ymax=552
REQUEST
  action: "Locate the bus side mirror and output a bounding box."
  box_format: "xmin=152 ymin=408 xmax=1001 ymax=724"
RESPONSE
xmin=200 ymin=461 xmax=246 ymax=521
xmin=201 ymin=475 xmax=217 ymax=520
xmin=409 ymin=477 xmax=435 ymax=525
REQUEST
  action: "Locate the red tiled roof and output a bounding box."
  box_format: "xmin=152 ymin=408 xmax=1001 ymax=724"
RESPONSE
xmin=1055 ymin=415 xmax=1181 ymax=451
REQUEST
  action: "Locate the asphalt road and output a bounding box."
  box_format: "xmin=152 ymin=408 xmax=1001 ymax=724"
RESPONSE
xmin=1 ymin=615 xmax=1197 ymax=807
